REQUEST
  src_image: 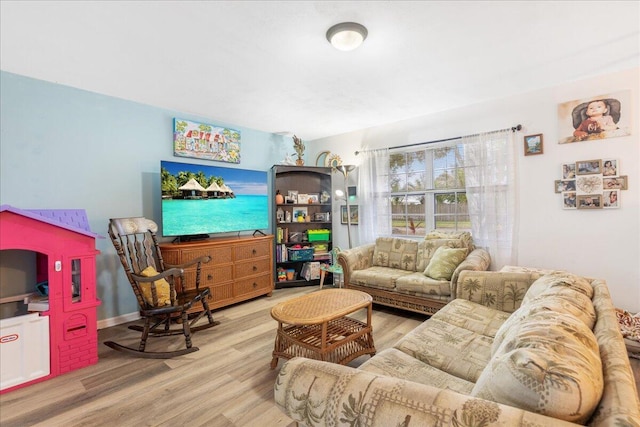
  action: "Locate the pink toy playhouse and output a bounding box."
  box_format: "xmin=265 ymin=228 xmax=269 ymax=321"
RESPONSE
xmin=0 ymin=205 xmax=102 ymax=393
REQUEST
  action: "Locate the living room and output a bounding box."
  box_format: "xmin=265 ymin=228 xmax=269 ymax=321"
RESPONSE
xmin=1 ymin=1 xmax=639 ymax=426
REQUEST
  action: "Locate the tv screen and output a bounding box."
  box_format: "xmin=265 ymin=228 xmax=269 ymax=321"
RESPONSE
xmin=160 ymin=160 xmax=268 ymax=238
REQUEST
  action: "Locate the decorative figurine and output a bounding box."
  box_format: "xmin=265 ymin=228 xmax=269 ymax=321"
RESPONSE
xmin=293 ymin=135 xmax=305 ymax=166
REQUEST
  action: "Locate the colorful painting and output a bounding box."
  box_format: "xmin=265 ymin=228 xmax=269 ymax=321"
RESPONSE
xmin=173 ymin=118 xmax=241 ymax=163
xmin=557 ymin=91 xmax=631 ymax=144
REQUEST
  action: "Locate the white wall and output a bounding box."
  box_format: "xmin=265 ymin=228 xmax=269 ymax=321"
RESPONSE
xmin=311 ymin=67 xmax=639 ymax=312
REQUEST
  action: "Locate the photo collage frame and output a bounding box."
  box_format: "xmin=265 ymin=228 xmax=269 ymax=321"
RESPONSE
xmin=556 ymin=158 xmax=627 ymax=210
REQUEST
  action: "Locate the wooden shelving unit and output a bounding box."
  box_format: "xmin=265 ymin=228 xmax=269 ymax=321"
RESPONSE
xmin=271 ymin=165 xmax=333 ymax=289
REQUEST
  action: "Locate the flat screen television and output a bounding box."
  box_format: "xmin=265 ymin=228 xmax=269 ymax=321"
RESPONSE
xmin=160 ymin=160 xmax=268 ymax=239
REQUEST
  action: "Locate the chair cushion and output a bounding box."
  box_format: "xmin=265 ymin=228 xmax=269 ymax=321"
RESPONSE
xmin=372 ymin=237 xmax=418 ymax=271
xmin=423 ymin=246 xmax=468 ymax=281
xmin=472 ymin=310 xmax=603 ymax=424
xmin=350 ymin=266 xmax=413 ymax=290
xmin=139 ymin=266 xmax=172 ymax=306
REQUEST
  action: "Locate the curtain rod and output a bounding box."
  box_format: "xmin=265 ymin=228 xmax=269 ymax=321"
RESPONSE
xmin=355 ymin=124 xmax=522 ymax=155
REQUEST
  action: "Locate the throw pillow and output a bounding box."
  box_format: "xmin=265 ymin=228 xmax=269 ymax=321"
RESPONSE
xmin=416 ymin=238 xmax=464 ymax=272
xmin=139 ymin=266 xmax=172 ymax=306
xmin=423 ymin=246 xmax=468 ymax=281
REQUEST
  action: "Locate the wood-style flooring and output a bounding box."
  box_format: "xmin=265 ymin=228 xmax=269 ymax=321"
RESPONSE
xmin=1 ymin=285 xmax=638 ymax=427
xmin=0 ymin=286 xmax=426 ymax=427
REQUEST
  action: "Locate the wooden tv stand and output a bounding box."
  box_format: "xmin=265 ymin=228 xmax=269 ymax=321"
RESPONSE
xmin=159 ymin=234 xmax=274 ymax=311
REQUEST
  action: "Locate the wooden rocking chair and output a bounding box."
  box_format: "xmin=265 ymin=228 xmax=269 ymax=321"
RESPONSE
xmin=105 ymin=217 xmax=219 ymax=358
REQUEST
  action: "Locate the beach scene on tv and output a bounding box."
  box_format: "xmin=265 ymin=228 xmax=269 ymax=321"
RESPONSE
xmin=161 ymin=161 xmax=268 ymax=236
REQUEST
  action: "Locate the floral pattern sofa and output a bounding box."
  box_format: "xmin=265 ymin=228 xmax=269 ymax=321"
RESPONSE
xmin=274 ymin=269 xmax=640 ymax=427
xmin=338 ymin=231 xmax=491 ymax=315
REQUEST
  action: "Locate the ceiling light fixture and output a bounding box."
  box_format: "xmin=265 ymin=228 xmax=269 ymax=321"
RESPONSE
xmin=326 ymin=22 xmax=368 ymax=51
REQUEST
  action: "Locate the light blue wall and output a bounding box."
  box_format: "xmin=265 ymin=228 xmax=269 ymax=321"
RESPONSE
xmin=0 ymin=71 xmax=289 ymax=320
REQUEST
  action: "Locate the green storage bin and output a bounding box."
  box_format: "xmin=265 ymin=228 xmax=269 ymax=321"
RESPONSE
xmin=308 ymin=229 xmax=330 ymax=241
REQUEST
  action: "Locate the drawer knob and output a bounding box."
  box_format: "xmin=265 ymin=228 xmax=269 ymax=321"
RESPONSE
xmin=253 ymin=265 xmax=258 ymax=271
xmin=253 ymin=282 xmax=257 ymax=288
xmin=207 ymin=274 xmax=213 ymax=281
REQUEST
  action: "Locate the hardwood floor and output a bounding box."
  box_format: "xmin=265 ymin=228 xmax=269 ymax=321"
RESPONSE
xmin=0 ymin=286 xmax=426 ymax=427
xmin=1 ymin=286 xmax=638 ymax=427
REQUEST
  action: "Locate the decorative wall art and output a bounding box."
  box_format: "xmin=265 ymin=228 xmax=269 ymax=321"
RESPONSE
xmin=341 ymin=205 xmax=359 ymax=225
xmin=557 ymin=90 xmax=631 ymax=144
xmin=173 ymin=118 xmax=241 ymax=163
xmin=555 ymin=158 xmax=627 ymax=210
xmin=524 ymin=134 xmax=543 ymax=156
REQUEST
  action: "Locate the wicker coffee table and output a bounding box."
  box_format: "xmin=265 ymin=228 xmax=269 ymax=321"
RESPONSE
xmin=270 ymin=289 xmax=376 ymax=369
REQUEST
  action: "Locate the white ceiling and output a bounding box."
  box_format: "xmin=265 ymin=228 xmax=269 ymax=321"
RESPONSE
xmin=1 ymin=1 xmax=638 ymax=141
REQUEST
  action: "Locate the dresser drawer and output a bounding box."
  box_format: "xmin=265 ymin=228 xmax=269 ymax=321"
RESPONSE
xmin=234 ymin=240 xmax=271 ymax=261
xmin=181 ymin=246 xmax=233 ymax=266
xmin=182 ymin=265 xmax=233 ymax=291
xmin=234 ymin=258 xmax=271 ymax=279
xmin=234 ymin=274 xmax=272 ymax=296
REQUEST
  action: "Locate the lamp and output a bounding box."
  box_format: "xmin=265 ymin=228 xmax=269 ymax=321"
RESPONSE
xmin=336 ymin=164 xmax=356 ymax=248
xmin=326 ymin=22 xmax=368 ymax=51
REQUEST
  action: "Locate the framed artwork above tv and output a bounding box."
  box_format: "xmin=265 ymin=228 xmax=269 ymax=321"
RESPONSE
xmin=173 ymin=118 xmax=241 ymax=163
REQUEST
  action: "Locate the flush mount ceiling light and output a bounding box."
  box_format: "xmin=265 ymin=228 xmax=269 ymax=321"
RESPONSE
xmin=326 ymin=22 xmax=368 ymax=51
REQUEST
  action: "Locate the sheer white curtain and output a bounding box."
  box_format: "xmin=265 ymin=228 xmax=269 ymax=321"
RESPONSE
xmin=357 ymin=148 xmax=391 ymax=245
xmin=462 ymin=129 xmax=518 ymax=270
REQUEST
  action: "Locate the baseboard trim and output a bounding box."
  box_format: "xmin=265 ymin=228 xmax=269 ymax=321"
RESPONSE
xmin=97 ymin=311 xmax=140 ymax=330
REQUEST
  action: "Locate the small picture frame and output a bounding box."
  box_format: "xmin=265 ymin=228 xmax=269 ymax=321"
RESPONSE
xmin=524 ymin=134 xmax=543 ymax=156
xmin=554 ymin=180 xmax=576 ymax=193
xmin=562 ymin=192 xmax=577 ymax=209
xmin=577 ymin=194 xmax=602 ymax=209
xmin=603 ymin=175 xmax=628 ymax=190
xmin=313 ymin=212 xmax=330 ymax=222
xmin=297 ymin=193 xmax=310 ymax=204
xmin=561 ymin=163 xmax=576 ymax=179
xmin=340 ymin=205 xmax=359 ymax=225
xmin=307 ymin=194 xmax=319 ymax=204
xmin=287 ymin=190 xmax=298 ymax=203
xmin=602 ymin=159 xmax=618 ymax=177
xmin=576 ymin=159 xmax=602 ymax=175
xmin=293 ymin=207 xmax=308 ymax=220
xmin=603 ymin=190 xmax=620 ymax=209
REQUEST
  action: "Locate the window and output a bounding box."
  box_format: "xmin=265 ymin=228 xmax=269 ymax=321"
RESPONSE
xmin=389 ymin=144 xmax=470 ymax=236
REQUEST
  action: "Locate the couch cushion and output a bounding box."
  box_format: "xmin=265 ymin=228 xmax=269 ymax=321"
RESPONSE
xmin=423 ymin=246 xmax=468 ymax=281
xmin=359 ymin=348 xmax=475 ymax=395
xmin=393 ymin=315 xmax=494 ymax=383
xmin=350 ymin=266 xmax=413 ymax=290
xmin=416 ymin=238 xmax=465 ymax=272
xmin=472 ymin=310 xmax=603 ymax=424
xmin=425 ymin=230 xmax=475 ymax=252
xmin=522 ymin=271 xmax=594 ymax=305
xmin=395 ymin=273 xmax=451 ymax=297
xmin=431 ymin=299 xmax=511 ymax=337
xmin=372 ymin=237 xmax=418 ymax=271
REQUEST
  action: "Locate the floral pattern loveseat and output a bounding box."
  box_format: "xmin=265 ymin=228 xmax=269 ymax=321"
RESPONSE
xmin=274 ymin=269 xmax=640 ymax=426
xmin=338 ymin=231 xmax=491 ymax=315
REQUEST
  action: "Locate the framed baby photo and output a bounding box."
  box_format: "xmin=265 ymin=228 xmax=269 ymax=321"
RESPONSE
xmin=577 ymin=194 xmax=602 ymax=209
xmin=603 ymin=190 xmax=620 ymax=209
xmin=603 ymin=175 xmax=628 ymax=190
xmin=562 ymin=192 xmax=577 ymax=210
xmin=576 ymin=159 xmax=602 ymax=175
xmin=557 ymin=90 xmax=631 ymax=144
xmin=554 ymin=180 xmax=576 ymax=193
xmin=561 ymin=163 xmax=576 ymax=179
xmin=523 ymin=134 xmax=543 ymax=156
xmin=602 ymin=159 xmax=618 ymax=177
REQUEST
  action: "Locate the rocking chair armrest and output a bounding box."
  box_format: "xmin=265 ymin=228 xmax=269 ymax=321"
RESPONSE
xmin=165 ymin=255 xmax=212 ymax=271
xmin=131 ymin=267 xmax=184 ymax=283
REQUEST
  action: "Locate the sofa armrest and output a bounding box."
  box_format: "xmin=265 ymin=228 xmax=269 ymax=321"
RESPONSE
xmin=274 ymin=357 xmax=577 ymax=427
xmin=450 ymin=248 xmax=491 ymax=298
xmin=337 ymin=244 xmax=375 ymax=286
xmin=454 ymin=271 xmax=540 ymax=313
